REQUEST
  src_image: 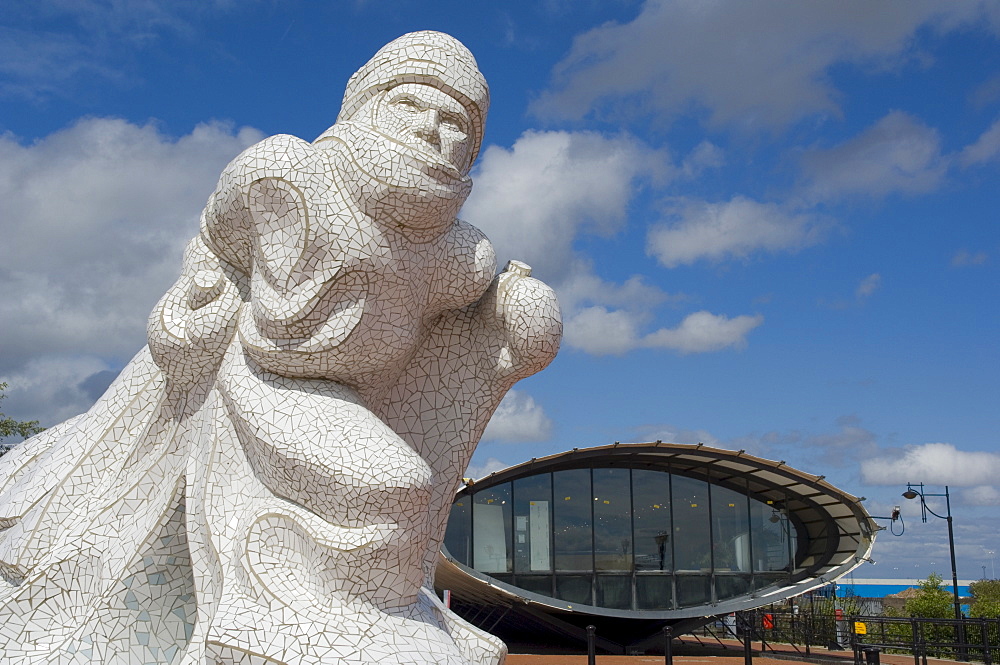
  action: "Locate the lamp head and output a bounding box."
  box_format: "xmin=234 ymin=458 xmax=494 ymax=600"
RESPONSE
xmin=902 ymin=489 xmax=919 ymax=500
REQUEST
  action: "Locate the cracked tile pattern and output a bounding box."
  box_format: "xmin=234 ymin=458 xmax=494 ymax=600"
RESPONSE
xmin=0 ymin=31 xmax=561 ymax=664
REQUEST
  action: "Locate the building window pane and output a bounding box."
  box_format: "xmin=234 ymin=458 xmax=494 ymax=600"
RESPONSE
xmin=444 ymin=497 xmax=471 ymax=565
xmin=636 ymin=573 xmax=673 ymax=610
xmin=553 ymin=469 xmax=593 ymax=573
xmin=672 ymin=475 xmax=711 ymax=572
xmin=711 ymin=482 xmax=750 ymax=573
xmin=749 ymin=496 xmax=791 ymax=573
xmin=632 ymin=468 xmax=672 ymax=572
xmin=716 ymin=574 xmax=751 ymax=601
xmin=473 ymin=482 xmax=512 ymax=574
xmin=676 ymin=575 xmax=711 ymax=608
xmin=514 ymin=574 xmax=553 ymax=598
xmin=596 ymin=574 xmax=631 ymax=610
xmin=513 ymin=473 xmax=553 ymax=574
xmin=789 ymin=520 xmax=800 ymax=572
xmin=555 ymin=574 xmax=593 ymax=605
xmin=752 ymin=572 xmax=787 ymax=591
xmin=593 ymin=468 xmax=632 ymax=572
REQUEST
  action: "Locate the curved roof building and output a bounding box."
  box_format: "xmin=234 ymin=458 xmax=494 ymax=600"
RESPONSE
xmin=435 ymin=442 xmax=877 ymax=653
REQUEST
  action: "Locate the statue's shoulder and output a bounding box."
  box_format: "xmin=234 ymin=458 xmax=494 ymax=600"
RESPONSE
xmin=425 ymin=218 xmax=496 ymax=312
xmin=439 ymin=218 xmax=495 ymax=271
xmin=218 ymin=134 xmax=329 ymax=188
xmin=231 ymin=134 xmax=318 ymax=168
xmin=245 ymin=133 xmax=312 ymax=154
xmin=447 ymin=218 xmax=490 ymax=249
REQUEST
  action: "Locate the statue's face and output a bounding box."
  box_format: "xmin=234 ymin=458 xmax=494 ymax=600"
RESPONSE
xmin=373 ymin=83 xmax=474 ymax=175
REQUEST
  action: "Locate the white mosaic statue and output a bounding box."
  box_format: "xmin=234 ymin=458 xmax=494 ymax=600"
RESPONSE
xmin=0 ymin=31 xmax=561 ymax=664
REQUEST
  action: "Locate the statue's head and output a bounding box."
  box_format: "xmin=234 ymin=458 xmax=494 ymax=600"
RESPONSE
xmin=337 ymin=31 xmax=489 ymax=174
xmin=316 ymin=31 xmax=490 ymax=236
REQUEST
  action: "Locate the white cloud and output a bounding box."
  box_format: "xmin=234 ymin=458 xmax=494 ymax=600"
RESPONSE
xmin=464 ymin=130 xmax=769 ymax=358
xmin=566 ymin=308 xmax=762 ymax=355
xmin=533 ymin=0 xmax=995 ymax=130
xmin=642 ymin=311 xmax=763 ymax=354
xmin=464 ymin=457 xmax=510 ymax=481
xmin=959 ymin=117 xmax=1000 ymax=167
xmin=801 ymin=111 xmax=947 ymax=200
xmin=465 ymin=130 xmax=763 ymax=358
xmin=0 ymin=355 xmax=117 ymax=426
xmin=647 ymin=196 xmax=825 ymax=267
xmin=680 ymin=141 xmax=724 ymax=178
xmin=861 ymin=443 xmax=1000 ymax=487
xmin=563 ymin=306 xmax=646 ymax=355
xmin=509 ymin=243 xmax=765 ymax=357
xmin=462 ymin=129 xmax=666 ymax=281
xmin=963 ymin=485 xmax=1000 ymax=506
xmin=724 ymin=415 xmax=879 ymax=468
xmin=0 ymin=117 xmax=263 ymax=419
xmin=556 ymin=269 xmax=681 ymax=314
xmin=481 ymin=390 xmax=553 ymax=443
xmin=951 ymin=249 xmax=989 ymax=267
xmin=856 ymin=273 xmax=882 ymax=299
xmin=804 ymin=415 xmax=879 ymax=464
xmin=629 ymin=424 xmax=721 ymax=447
xmin=971 ymin=75 xmax=1000 ymax=109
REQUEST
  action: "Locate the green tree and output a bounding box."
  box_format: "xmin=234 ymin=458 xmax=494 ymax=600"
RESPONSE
xmin=905 ymin=573 xmax=955 ymax=618
xmin=0 ymin=382 xmax=45 ymax=452
xmin=904 ymin=573 xmax=960 ymax=658
xmin=969 ymin=579 xmax=1000 ymax=619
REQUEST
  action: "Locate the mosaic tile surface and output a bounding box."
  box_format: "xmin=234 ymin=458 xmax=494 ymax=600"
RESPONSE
xmin=0 ymin=31 xmax=562 ymax=664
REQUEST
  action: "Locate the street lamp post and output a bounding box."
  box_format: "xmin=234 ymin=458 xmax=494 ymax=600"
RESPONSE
xmin=902 ymin=483 xmax=966 ymax=660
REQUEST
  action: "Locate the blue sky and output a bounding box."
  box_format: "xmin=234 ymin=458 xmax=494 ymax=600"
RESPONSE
xmin=1 ymin=1 xmax=998 ymax=583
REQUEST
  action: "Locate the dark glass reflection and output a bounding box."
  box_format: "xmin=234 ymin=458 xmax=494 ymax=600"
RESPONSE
xmin=445 ymin=465 xmax=805 ymax=611
xmin=556 ymin=574 xmax=592 ymax=605
xmin=444 ymin=496 xmax=471 ymax=565
xmin=513 ymin=474 xmax=552 ymax=574
xmin=632 ymin=469 xmax=671 ymax=572
xmin=636 ymin=573 xmax=673 ymax=610
xmin=711 ymin=482 xmax=750 ymax=574
xmin=553 ymin=469 xmax=593 ymax=573
xmin=676 ymin=575 xmax=711 ymax=608
xmin=752 ymin=573 xmax=788 ymax=591
xmin=593 ymin=468 xmax=632 ymax=572
xmin=716 ymin=575 xmax=752 ymax=600
xmin=515 ymin=575 xmax=553 ymax=597
xmin=473 ymin=482 xmax=511 ymax=573
xmin=672 ymin=475 xmax=710 ymax=572
xmin=750 ymin=497 xmax=791 ymax=574
xmin=596 ymin=574 xmax=631 ymax=610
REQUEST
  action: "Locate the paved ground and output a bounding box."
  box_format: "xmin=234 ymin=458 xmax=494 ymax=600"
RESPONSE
xmin=508 ymin=656 xmax=804 ymax=665
xmin=506 ymin=638 xmax=964 ymax=665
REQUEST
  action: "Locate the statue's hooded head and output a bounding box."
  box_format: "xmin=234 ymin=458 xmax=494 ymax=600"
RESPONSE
xmin=316 ymin=31 xmax=489 ymax=237
xmin=337 ymin=30 xmax=489 ymax=171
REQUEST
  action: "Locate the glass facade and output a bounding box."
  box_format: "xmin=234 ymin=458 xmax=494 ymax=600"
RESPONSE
xmin=443 ymin=466 xmax=803 ymax=611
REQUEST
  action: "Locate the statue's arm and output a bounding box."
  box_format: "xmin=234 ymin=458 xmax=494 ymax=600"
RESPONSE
xmin=200 ymin=134 xmax=319 ymax=277
xmin=477 ymin=260 xmax=562 ymax=383
xmin=197 ymin=135 xmax=357 ymax=348
xmin=426 ymin=219 xmax=497 ymax=314
xmin=149 ymin=134 xmax=329 ymax=389
xmin=379 ymin=260 xmax=561 ymax=589
xmin=147 ymin=233 xmax=242 ymax=391
xmin=382 ymin=259 xmax=562 ymax=447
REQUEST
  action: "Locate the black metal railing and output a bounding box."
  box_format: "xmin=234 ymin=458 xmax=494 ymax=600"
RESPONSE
xmin=848 ymin=615 xmax=1000 ymax=664
xmin=691 ymin=609 xmax=1000 ymax=664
